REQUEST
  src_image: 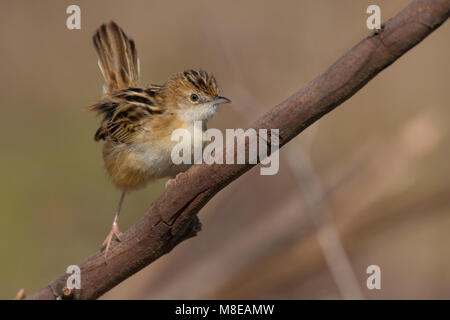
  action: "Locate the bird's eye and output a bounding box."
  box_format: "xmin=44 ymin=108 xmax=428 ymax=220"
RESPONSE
xmin=190 ymin=93 xmax=199 ymax=103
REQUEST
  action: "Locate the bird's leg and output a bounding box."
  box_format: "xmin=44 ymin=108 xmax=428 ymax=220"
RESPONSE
xmin=165 ymin=172 xmax=184 ymax=189
xmin=102 ymin=191 xmax=126 ymax=258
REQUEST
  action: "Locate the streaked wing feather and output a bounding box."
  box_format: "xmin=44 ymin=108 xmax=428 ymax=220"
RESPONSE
xmin=88 ymin=85 xmax=164 ymax=143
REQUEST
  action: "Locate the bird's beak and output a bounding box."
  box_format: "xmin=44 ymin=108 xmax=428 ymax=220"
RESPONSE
xmin=212 ymin=96 xmax=231 ymax=104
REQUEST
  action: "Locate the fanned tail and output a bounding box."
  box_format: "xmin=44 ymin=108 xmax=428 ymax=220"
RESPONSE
xmin=93 ymin=21 xmax=140 ymax=93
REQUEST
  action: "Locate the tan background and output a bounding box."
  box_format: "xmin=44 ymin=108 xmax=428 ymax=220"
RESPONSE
xmin=0 ymin=0 xmax=449 ymax=299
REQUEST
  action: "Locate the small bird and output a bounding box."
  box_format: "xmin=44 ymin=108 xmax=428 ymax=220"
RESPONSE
xmin=88 ymin=21 xmax=231 ymax=257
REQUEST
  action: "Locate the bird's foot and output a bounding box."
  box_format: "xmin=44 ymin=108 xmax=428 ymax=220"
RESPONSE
xmin=165 ymin=172 xmax=184 ymax=189
xmin=102 ymin=223 xmax=122 ymax=258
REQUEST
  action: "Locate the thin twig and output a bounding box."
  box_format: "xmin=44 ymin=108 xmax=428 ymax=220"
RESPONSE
xmin=287 ymin=148 xmax=364 ymax=299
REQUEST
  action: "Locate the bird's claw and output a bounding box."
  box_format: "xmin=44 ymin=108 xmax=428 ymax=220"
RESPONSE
xmin=102 ymin=223 xmax=122 ymax=258
xmin=165 ymin=172 xmax=184 ymax=189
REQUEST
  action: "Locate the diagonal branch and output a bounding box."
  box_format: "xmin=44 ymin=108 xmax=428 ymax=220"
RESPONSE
xmin=27 ymin=0 xmax=450 ymax=299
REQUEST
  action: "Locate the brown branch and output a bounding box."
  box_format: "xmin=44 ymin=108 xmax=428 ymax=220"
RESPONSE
xmin=27 ymin=0 xmax=450 ymax=299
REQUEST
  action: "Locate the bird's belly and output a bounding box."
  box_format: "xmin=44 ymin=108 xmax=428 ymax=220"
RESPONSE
xmin=102 ymin=142 xmax=183 ymax=191
xmin=134 ymin=123 xmax=203 ymax=178
xmin=134 ymin=144 xmax=191 ymax=179
xmin=102 ymin=123 xmax=202 ymax=190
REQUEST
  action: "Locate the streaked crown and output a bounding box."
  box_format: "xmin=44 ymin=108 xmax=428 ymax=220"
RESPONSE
xmin=181 ymin=69 xmax=219 ymax=97
xmin=162 ymin=69 xmax=220 ymax=106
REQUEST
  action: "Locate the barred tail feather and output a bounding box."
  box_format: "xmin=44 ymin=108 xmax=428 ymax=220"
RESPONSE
xmin=93 ymin=21 xmax=140 ymax=93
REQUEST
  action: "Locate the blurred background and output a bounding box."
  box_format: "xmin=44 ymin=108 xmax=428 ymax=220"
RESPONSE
xmin=0 ymin=0 xmax=449 ymax=299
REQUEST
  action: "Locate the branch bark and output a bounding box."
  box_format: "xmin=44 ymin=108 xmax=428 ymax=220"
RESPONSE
xmin=27 ymin=0 xmax=450 ymax=299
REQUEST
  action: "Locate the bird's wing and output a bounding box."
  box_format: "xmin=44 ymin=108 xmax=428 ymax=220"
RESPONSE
xmin=89 ymin=86 xmax=165 ymax=143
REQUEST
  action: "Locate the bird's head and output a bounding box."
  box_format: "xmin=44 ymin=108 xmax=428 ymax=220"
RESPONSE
xmin=161 ymin=69 xmax=231 ymax=122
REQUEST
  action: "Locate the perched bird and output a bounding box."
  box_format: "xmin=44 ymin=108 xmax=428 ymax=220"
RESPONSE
xmin=88 ymin=21 xmax=231 ymax=257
